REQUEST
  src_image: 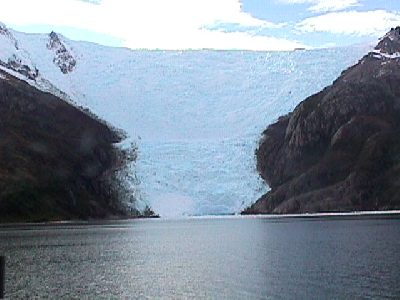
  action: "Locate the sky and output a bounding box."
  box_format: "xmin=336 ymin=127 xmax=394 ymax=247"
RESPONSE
xmin=0 ymin=0 xmax=399 ymax=50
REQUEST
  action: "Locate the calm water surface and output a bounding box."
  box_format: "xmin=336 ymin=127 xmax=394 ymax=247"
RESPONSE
xmin=0 ymin=216 xmax=400 ymax=299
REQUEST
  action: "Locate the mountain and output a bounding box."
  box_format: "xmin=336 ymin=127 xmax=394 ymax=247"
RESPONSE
xmin=243 ymin=27 xmax=400 ymax=214
xmin=0 ymin=68 xmax=142 ymax=222
xmin=0 ymin=23 xmax=368 ymax=216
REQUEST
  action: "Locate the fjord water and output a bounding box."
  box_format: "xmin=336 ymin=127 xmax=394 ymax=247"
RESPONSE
xmin=1 ymin=216 xmax=399 ymax=299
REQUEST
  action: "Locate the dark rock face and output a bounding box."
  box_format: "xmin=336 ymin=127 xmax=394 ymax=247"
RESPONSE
xmin=375 ymin=27 xmax=400 ymax=55
xmin=47 ymin=31 xmax=77 ymax=74
xmin=3 ymin=54 xmax=39 ymax=80
xmin=244 ymin=27 xmax=400 ymax=214
xmin=0 ymin=70 xmax=130 ymax=222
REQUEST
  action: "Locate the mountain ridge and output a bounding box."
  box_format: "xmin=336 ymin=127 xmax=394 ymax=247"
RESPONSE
xmin=243 ymin=27 xmax=400 ymax=214
xmin=0 ymin=69 xmax=142 ymax=222
xmin=0 ymin=23 xmax=369 ymax=216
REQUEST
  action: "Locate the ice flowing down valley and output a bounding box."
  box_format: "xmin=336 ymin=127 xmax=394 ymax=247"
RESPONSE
xmin=4 ymin=29 xmax=370 ymax=216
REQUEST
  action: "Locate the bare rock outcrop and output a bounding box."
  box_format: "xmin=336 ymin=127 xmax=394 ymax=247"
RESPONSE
xmin=243 ymin=27 xmax=400 ymax=214
xmin=0 ymin=23 xmax=39 ymax=80
xmin=47 ymin=31 xmax=77 ymax=74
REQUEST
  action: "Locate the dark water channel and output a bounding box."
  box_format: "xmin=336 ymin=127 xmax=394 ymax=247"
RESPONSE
xmin=0 ymin=216 xmax=399 ymax=299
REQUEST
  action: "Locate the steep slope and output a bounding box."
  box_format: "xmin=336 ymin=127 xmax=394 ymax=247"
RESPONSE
xmin=0 ymin=70 xmax=134 ymax=222
xmin=0 ymin=23 xmax=369 ymax=216
xmin=0 ymin=23 xmax=38 ymax=80
xmin=244 ymin=27 xmax=400 ymax=214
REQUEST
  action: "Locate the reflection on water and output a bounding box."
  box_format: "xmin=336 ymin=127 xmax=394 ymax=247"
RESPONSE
xmin=1 ymin=216 xmax=400 ymax=299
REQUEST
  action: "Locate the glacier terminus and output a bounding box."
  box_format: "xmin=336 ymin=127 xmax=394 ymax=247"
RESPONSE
xmin=0 ymin=24 xmax=371 ymax=216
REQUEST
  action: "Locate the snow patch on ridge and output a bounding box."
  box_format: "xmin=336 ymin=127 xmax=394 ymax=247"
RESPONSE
xmin=0 ymin=24 xmax=39 ymax=80
xmin=371 ymin=49 xmax=400 ymax=59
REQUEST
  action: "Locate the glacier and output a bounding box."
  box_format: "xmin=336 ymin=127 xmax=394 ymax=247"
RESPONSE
xmin=0 ymin=26 xmax=370 ymax=216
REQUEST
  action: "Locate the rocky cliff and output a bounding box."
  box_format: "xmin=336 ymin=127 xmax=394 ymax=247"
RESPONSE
xmin=47 ymin=31 xmax=77 ymax=74
xmin=244 ymin=27 xmax=400 ymax=214
xmin=0 ymin=70 xmax=135 ymax=222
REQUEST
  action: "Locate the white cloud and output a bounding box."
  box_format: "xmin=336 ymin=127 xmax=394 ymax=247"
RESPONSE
xmin=0 ymin=0 xmax=306 ymax=50
xmin=297 ymin=10 xmax=400 ymax=36
xmin=279 ymin=0 xmax=360 ymax=13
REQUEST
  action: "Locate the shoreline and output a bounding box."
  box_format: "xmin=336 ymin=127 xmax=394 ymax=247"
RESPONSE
xmin=0 ymin=215 xmax=160 ymax=229
xmin=237 ymin=210 xmax=400 ymax=220
xmin=1 ymin=210 xmax=399 ymax=228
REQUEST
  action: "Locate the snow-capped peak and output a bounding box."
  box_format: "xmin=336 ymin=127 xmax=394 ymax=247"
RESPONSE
xmin=0 ymin=23 xmax=39 ymax=80
xmin=0 ymin=22 xmax=18 ymax=49
xmin=375 ymin=26 xmax=400 ymax=55
xmin=47 ymin=31 xmax=76 ymax=74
